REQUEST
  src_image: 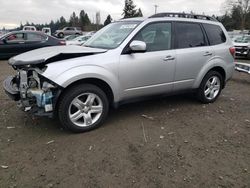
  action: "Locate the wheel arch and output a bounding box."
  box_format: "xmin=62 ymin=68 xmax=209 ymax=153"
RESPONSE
xmin=55 ymin=77 xmax=116 ymax=110
xmin=208 ymin=66 xmax=226 ymax=87
xmin=193 ymin=61 xmax=227 ymax=89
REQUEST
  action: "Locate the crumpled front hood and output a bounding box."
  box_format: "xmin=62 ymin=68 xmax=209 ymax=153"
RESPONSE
xmin=9 ymin=45 xmax=107 ymax=67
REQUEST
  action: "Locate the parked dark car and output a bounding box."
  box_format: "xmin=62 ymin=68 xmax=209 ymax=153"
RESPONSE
xmin=0 ymin=31 xmax=66 ymax=60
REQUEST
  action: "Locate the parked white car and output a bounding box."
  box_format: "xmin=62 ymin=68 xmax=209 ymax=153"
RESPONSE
xmin=23 ymin=26 xmax=37 ymax=31
xmin=42 ymin=27 xmax=51 ymax=36
xmin=66 ymin=35 xmax=92 ymax=46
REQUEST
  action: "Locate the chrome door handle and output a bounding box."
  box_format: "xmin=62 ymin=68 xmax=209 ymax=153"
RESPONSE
xmin=203 ymin=52 xmax=213 ymax=56
xmin=163 ymin=56 xmax=175 ymax=61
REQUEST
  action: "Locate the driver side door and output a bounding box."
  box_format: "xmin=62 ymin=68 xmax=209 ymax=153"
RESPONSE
xmin=119 ymin=22 xmax=176 ymax=100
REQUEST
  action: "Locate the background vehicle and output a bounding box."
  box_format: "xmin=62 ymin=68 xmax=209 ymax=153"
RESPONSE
xmin=23 ymin=26 xmax=37 ymax=31
xmin=54 ymin=27 xmax=82 ymax=38
xmin=4 ymin=13 xmax=235 ymax=133
xmin=235 ymin=62 xmax=250 ymax=74
xmin=0 ymin=31 xmax=66 ymax=59
xmin=233 ymin=35 xmax=250 ymax=58
xmin=66 ymin=35 xmax=92 ymax=45
xmin=42 ymin=27 xmax=52 ymax=36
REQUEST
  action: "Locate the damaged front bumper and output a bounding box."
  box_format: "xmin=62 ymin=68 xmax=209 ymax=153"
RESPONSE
xmin=3 ymin=70 xmax=61 ymax=117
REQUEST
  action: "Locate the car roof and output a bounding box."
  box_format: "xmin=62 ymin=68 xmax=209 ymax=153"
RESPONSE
xmin=119 ymin=17 xmax=146 ymax=22
xmin=7 ymin=30 xmax=46 ymax=35
xmin=119 ymin=13 xmax=219 ymax=25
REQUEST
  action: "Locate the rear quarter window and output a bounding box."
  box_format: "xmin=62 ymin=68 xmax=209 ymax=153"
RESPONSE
xmin=203 ymin=23 xmax=226 ymax=45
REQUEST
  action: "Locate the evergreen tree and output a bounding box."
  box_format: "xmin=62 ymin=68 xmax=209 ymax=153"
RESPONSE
xmin=231 ymin=6 xmax=242 ymax=29
xmin=135 ymin=8 xmax=143 ymax=17
xmin=104 ymin=15 xmax=112 ymax=26
xmin=69 ymin=12 xmax=79 ymax=27
xmin=84 ymin=13 xmax=91 ymax=25
xmin=59 ymin=16 xmax=67 ymax=28
xmin=79 ymin=10 xmax=91 ymax=28
xmin=122 ymin=0 xmax=137 ymax=18
xmin=226 ymin=0 xmax=250 ymax=30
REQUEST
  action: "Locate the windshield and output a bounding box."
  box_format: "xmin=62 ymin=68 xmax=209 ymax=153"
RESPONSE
xmin=234 ymin=36 xmax=250 ymax=43
xmin=84 ymin=21 xmax=141 ymax=49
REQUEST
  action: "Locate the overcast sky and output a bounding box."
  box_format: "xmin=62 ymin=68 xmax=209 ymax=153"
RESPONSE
xmin=0 ymin=0 xmax=226 ymax=29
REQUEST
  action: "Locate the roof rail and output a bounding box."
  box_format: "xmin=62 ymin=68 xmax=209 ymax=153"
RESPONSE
xmin=149 ymin=12 xmax=218 ymax=22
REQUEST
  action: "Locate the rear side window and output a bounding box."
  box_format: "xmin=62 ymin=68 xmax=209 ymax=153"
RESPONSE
xmin=27 ymin=33 xmax=47 ymax=41
xmin=175 ymin=22 xmax=206 ymax=49
xmin=203 ymin=23 xmax=226 ymax=45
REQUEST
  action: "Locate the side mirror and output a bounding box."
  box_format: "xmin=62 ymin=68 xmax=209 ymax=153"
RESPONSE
xmin=129 ymin=40 xmax=146 ymax=53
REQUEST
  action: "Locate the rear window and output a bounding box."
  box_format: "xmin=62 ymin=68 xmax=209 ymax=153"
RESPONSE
xmin=175 ymin=22 xmax=206 ymax=49
xmin=203 ymin=23 xmax=226 ymax=45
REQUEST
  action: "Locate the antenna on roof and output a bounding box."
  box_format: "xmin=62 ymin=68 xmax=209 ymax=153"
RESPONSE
xmin=154 ymin=5 xmax=159 ymax=14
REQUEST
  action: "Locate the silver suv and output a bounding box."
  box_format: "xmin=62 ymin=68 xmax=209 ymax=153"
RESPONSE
xmin=54 ymin=27 xmax=82 ymax=38
xmin=4 ymin=13 xmax=235 ymax=132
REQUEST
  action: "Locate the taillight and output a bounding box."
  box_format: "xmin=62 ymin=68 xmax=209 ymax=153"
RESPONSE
xmin=229 ymin=47 xmax=235 ymax=58
xmin=59 ymin=40 xmax=66 ymax=45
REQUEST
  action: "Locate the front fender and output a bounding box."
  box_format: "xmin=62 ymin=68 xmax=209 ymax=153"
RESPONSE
xmin=49 ymin=65 xmax=120 ymax=102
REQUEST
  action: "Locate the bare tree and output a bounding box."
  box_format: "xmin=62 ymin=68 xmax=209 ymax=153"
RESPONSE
xmin=227 ymin=0 xmax=250 ymax=29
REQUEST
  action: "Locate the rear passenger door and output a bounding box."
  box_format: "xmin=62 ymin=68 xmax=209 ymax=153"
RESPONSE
xmin=25 ymin=33 xmax=48 ymax=51
xmin=173 ymin=22 xmax=214 ymax=91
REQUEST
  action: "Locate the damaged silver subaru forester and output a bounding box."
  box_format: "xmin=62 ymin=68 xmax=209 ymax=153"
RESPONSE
xmin=3 ymin=13 xmax=235 ymax=132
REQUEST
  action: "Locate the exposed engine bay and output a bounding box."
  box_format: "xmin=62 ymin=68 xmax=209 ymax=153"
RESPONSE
xmin=4 ymin=67 xmax=61 ymax=117
xmin=3 ymin=45 xmax=108 ymax=117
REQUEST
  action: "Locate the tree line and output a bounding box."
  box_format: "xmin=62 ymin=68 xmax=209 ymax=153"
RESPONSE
xmin=15 ymin=0 xmax=143 ymax=32
xmin=219 ymin=0 xmax=250 ymax=30
xmin=12 ymin=0 xmax=250 ymax=32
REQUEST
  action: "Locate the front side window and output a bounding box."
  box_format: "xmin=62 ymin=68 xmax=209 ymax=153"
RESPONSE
xmin=84 ymin=21 xmax=140 ymax=49
xmin=6 ymin=33 xmax=25 ymax=42
xmin=203 ymin=23 xmax=226 ymax=45
xmin=134 ymin=22 xmax=172 ymax=52
xmin=175 ymin=22 xmax=206 ymax=49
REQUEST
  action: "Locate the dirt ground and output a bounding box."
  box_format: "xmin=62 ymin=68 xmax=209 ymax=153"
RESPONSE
xmin=0 ymin=60 xmax=249 ymax=188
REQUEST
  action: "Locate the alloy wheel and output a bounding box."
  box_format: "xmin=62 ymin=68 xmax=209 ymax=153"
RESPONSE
xmin=68 ymin=93 xmax=103 ymax=127
xmin=204 ymin=76 xmax=221 ymax=100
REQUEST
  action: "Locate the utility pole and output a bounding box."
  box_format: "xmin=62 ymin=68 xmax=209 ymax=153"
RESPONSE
xmin=154 ymin=4 xmax=158 ymax=14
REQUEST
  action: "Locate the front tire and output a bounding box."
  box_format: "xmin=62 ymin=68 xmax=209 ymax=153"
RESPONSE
xmin=58 ymin=84 xmax=109 ymax=133
xmin=197 ymin=71 xmax=223 ymax=104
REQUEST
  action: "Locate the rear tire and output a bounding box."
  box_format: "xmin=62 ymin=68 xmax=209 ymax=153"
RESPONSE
xmin=58 ymin=33 xmax=64 ymax=38
xmin=197 ymin=71 xmax=223 ymax=104
xmin=57 ymin=84 xmax=109 ymax=133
